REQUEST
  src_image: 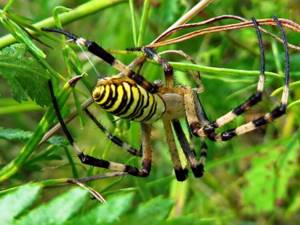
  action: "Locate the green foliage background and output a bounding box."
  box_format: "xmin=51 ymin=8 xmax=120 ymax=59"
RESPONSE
xmin=0 ymin=0 xmax=299 ymax=224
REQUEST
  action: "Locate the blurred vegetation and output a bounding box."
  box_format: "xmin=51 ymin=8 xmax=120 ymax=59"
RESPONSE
xmin=0 ymin=0 xmax=299 ymax=224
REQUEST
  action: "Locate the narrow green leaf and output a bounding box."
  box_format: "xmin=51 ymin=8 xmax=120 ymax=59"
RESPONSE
xmin=0 ymin=100 xmax=42 ymax=115
xmin=0 ymin=183 xmax=41 ymax=225
xmin=129 ymin=0 xmax=138 ymax=46
xmin=0 ymin=0 xmax=127 ymax=49
xmin=137 ymin=0 xmax=151 ymax=46
xmin=3 ymin=0 xmax=16 ymax=11
xmin=1 ymin=14 xmax=45 ymax=59
xmin=15 ymin=188 xmax=89 ymax=225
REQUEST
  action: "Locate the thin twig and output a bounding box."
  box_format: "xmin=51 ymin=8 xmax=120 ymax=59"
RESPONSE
xmin=153 ymin=0 xmax=215 ymax=43
xmin=69 ymin=179 xmax=106 ymax=203
xmin=128 ymin=0 xmax=215 ymax=70
xmin=148 ymin=17 xmax=300 ymax=50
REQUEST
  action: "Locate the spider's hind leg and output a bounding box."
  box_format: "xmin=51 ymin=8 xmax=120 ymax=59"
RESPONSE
xmin=194 ymin=16 xmax=290 ymax=142
xmin=201 ymin=17 xmax=266 ymax=139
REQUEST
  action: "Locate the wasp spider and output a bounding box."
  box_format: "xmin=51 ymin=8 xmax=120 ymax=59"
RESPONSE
xmin=44 ymin=16 xmax=290 ymax=182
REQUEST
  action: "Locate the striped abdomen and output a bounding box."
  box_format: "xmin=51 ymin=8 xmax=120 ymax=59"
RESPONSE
xmin=92 ymin=77 xmax=165 ymax=123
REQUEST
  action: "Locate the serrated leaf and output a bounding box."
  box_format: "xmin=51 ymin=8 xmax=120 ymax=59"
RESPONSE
xmin=0 ymin=183 xmax=41 ymax=225
xmin=65 ymin=192 xmax=134 ymax=225
xmin=15 ymin=187 xmax=89 ymax=225
xmin=0 ymin=127 xmax=67 ymax=146
xmin=0 ymin=127 xmax=32 ymax=141
xmin=0 ymin=44 xmax=51 ymax=106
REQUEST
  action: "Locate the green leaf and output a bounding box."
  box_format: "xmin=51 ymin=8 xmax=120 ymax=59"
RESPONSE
xmin=66 ymin=192 xmax=134 ymax=225
xmin=0 ymin=127 xmax=32 ymax=141
xmin=0 ymin=127 xmax=67 ymax=146
xmin=165 ymin=215 xmax=217 ymax=225
xmin=242 ymin=135 xmax=299 ymax=213
xmin=0 ymin=13 xmax=46 ymax=59
xmin=0 ymin=183 xmax=41 ymax=225
xmin=0 ymin=44 xmax=51 ymax=106
xmin=15 ymin=187 xmax=89 ymax=225
xmin=129 ymin=196 xmax=174 ymax=225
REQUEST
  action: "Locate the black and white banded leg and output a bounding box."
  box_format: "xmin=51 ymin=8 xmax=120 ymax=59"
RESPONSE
xmin=158 ymin=49 xmax=203 ymax=92
xmin=48 ymin=80 xmax=152 ymax=177
xmin=183 ymin=87 xmax=211 ymax=177
xmin=52 ymin=75 xmax=142 ymax=157
xmin=200 ymin=17 xmax=266 ymax=140
xmin=163 ymin=119 xmax=188 ymax=181
xmin=194 ymin=16 xmax=290 ymax=142
xmin=42 ymin=28 xmax=158 ymax=94
xmin=141 ymin=47 xmax=174 ymax=87
xmin=84 ymin=108 xmax=142 ymax=157
xmin=172 ymin=119 xmax=205 ymax=177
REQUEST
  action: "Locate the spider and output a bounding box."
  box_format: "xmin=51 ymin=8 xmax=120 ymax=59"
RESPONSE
xmin=44 ymin=16 xmax=290 ymax=182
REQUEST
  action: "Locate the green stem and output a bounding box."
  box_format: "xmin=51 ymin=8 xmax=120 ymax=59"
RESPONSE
xmin=0 ymin=103 xmax=42 ymax=115
xmin=0 ymin=85 xmax=71 ymax=182
xmin=129 ymin=0 xmax=138 ymax=46
xmin=169 ymin=62 xmax=281 ymax=78
xmin=137 ymin=0 xmax=151 ymax=46
xmin=64 ymin=147 xmax=79 ymax=178
xmin=0 ymin=0 xmax=126 ymax=49
xmin=271 ymin=80 xmax=300 ymax=96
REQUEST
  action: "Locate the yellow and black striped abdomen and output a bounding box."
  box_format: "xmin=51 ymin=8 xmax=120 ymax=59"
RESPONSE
xmin=92 ymin=77 xmax=165 ymax=123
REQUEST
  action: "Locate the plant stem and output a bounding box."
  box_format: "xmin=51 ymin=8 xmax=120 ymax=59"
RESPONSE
xmin=137 ymin=0 xmax=151 ymax=46
xmin=0 ymin=0 xmax=126 ymax=49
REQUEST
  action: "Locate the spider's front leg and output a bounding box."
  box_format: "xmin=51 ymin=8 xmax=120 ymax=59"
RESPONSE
xmin=42 ymin=27 xmax=158 ymax=94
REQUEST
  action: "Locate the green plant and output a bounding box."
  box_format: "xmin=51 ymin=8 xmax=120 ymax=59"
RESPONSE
xmin=0 ymin=0 xmax=299 ymax=224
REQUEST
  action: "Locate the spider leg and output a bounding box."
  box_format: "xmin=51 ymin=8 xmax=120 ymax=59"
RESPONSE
xmin=141 ymin=47 xmax=208 ymax=177
xmin=194 ymin=16 xmax=290 ymax=142
xmin=42 ymin=28 xmax=158 ymax=93
xmin=183 ymin=88 xmax=211 ymax=176
xmin=142 ymin=47 xmax=174 ymax=87
xmin=163 ymin=119 xmax=188 ymax=181
xmin=128 ymin=47 xmax=203 ymax=90
xmin=48 ymin=80 xmax=152 ymax=177
xmin=84 ymin=108 xmax=142 ymax=157
xmin=201 ymin=17 xmax=266 ymax=139
xmin=45 ymin=75 xmax=142 ymax=157
xmin=172 ymin=119 xmax=204 ymax=177
xmin=158 ymin=49 xmax=203 ymax=92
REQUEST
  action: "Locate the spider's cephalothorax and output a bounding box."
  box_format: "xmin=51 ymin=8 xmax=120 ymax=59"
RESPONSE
xmin=44 ymin=16 xmax=290 ymax=182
